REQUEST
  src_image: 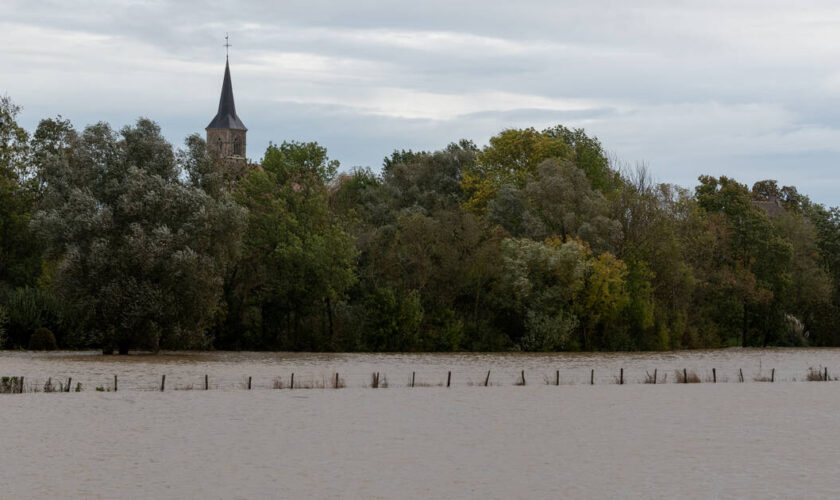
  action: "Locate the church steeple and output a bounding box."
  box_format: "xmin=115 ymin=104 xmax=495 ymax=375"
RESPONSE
xmin=206 ymin=45 xmax=247 ymax=160
xmin=207 ymin=58 xmax=247 ymax=131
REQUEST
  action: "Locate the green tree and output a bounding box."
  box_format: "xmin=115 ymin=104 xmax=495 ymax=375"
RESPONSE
xmin=0 ymin=97 xmax=42 ymax=290
xmin=231 ymin=141 xmax=357 ymax=350
xmin=462 ymin=126 xmax=616 ymax=211
xmin=462 ymin=127 xmax=568 ymax=211
xmin=574 ymin=249 xmax=631 ymax=350
xmin=498 ymin=237 xmax=586 ymax=350
xmin=695 ymin=175 xmax=791 ymax=346
xmin=32 ymin=118 xmax=245 ymax=353
xmin=523 ymin=159 xmax=621 ymax=250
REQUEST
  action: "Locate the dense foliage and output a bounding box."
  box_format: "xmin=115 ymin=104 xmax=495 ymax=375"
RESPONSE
xmin=2 ymin=96 xmax=840 ymax=352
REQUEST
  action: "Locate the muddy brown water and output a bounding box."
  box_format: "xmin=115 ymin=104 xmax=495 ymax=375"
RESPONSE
xmin=2 ymin=349 xmax=840 ymax=498
xmin=1 ymin=347 xmax=838 ymax=390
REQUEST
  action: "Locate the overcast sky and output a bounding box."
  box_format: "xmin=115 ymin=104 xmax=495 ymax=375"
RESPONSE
xmin=4 ymin=0 xmax=840 ymax=206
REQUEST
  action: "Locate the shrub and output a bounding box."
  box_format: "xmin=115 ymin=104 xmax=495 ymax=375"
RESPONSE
xmin=0 ymin=376 xmax=23 ymax=394
xmin=28 ymin=327 xmax=57 ymax=351
xmin=675 ymin=369 xmax=701 ymax=383
xmin=3 ymin=287 xmax=62 ymax=348
xmin=0 ymin=307 xmax=7 ymax=348
xmin=806 ymin=367 xmax=831 ymax=381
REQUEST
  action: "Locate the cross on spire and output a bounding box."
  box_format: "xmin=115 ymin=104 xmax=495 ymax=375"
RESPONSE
xmin=224 ymin=33 xmax=231 ymax=57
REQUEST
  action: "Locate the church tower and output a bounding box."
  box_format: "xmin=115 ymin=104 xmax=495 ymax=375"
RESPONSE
xmin=206 ymin=56 xmax=247 ymax=160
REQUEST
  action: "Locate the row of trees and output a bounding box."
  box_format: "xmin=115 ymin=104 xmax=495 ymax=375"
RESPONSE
xmin=2 ymin=95 xmax=840 ymax=352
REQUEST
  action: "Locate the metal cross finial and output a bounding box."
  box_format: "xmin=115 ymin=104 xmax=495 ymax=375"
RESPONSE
xmin=224 ymin=33 xmax=231 ymax=57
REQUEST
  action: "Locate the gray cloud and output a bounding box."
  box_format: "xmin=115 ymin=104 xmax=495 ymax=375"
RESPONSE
xmin=3 ymin=0 xmax=840 ymax=205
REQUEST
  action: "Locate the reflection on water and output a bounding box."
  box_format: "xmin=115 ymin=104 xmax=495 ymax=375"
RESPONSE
xmin=2 ymin=348 xmax=840 ymax=391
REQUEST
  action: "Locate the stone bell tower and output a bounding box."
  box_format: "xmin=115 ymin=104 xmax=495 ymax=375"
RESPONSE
xmin=206 ymin=53 xmax=247 ymax=160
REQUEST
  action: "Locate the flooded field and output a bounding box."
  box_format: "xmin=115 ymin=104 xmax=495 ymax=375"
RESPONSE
xmin=2 ymin=347 xmax=840 ymax=391
xmin=2 ymin=349 xmax=840 ymax=498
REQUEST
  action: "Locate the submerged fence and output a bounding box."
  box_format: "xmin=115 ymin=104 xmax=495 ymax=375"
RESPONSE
xmin=1 ymin=366 xmax=836 ymax=394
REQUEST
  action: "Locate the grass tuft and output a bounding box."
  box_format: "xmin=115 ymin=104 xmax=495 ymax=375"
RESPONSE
xmin=675 ymin=370 xmax=701 ymax=383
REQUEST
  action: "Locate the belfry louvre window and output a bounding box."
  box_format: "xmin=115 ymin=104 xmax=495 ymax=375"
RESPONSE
xmin=233 ymin=137 xmax=242 ymax=156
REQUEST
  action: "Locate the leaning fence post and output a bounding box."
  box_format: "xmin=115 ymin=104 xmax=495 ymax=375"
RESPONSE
xmin=160 ymin=374 xmax=166 ymax=392
xmin=447 ymin=371 xmax=451 ymax=388
xmin=712 ymin=368 xmax=716 ymax=384
xmin=771 ymin=368 xmax=775 ymax=383
xmin=484 ymin=370 xmax=491 ymax=387
xmin=66 ymin=377 xmax=72 ymax=393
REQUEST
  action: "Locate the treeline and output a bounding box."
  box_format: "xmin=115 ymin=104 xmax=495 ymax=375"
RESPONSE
xmin=2 ymin=95 xmax=840 ymax=353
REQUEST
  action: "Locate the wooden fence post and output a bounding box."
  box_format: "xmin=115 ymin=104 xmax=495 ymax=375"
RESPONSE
xmin=412 ymin=371 xmax=416 ymax=388
xmin=653 ymin=369 xmax=657 ymax=385
xmin=825 ymin=367 xmax=829 ymax=382
xmin=521 ymin=370 xmax=526 ymax=386
xmin=447 ymin=371 xmax=451 ymax=388
xmin=556 ymin=370 xmax=560 ymax=386
xmin=620 ymin=368 xmax=624 ymax=385
xmin=205 ymin=374 xmax=209 ymax=390
xmin=335 ymin=373 xmax=339 ymax=389
xmin=160 ymin=374 xmax=166 ymax=392
xmin=712 ymin=368 xmax=716 ymax=383
xmin=771 ymin=368 xmax=775 ymax=383
xmin=591 ymin=369 xmax=594 ymax=385
xmin=19 ymin=376 xmax=24 ymax=394
xmin=739 ymin=368 xmax=744 ymax=383
xmin=248 ymin=376 xmax=252 ymax=390
xmin=114 ymin=374 xmax=118 ymax=392
xmin=484 ymin=370 xmax=491 ymax=387
xmin=683 ymin=368 xmax=688 ymax=384
xmin=66 ymin=377 xmax=72 ymax=393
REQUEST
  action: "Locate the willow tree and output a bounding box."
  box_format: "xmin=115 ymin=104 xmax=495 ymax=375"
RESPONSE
xmin=32 ymin=119 xmax=245 ymax=353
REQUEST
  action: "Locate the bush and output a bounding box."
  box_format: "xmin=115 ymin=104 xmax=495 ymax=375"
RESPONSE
xmin=3 ymin=287 xmax=62 ymax=348
xmin=0 ymin=307 xmax=7 ymax=349
xmin=29 ymin=327 xmax=57 ymax=351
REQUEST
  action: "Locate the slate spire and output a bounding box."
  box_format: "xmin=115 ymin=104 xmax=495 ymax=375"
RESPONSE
xmin=207 ymin=57 xmax=247 ymax=131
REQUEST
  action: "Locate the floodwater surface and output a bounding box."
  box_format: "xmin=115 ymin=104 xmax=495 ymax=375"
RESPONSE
xmin=1 ymin=347 xmax=839 ymax=390
xmin=2 ymin=349 xmax=840 ymax=499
